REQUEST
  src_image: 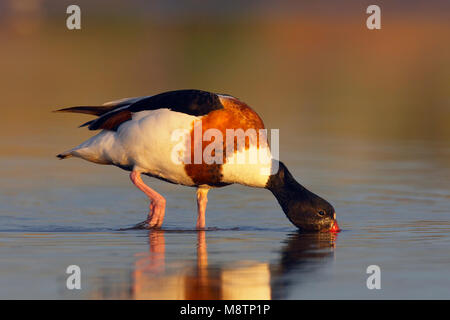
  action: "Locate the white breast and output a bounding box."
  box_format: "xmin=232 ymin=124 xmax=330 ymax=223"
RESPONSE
xmin=221 ymin=144 xmax=273 ymax=188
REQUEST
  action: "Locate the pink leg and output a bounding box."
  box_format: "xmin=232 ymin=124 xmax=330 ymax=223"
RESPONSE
xmin=196 ymin=188 xmax=209 ymax=230
xmin=130 ymin=171 xmax=166 ymax=228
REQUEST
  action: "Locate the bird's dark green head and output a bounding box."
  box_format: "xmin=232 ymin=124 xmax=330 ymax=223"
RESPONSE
xmin=266 ymin=161 xmax=340 ymax=233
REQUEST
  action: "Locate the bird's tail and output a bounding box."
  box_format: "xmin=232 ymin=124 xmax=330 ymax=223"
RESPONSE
xmin=56 ymin=150 xmax=73 ymax=160
xmin=54 ymin=101 xmax=130 ymax=160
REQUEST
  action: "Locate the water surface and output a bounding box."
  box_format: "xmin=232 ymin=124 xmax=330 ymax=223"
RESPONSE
xmin=1 ymin=137 xmax=449 ymax=299
xmin=1 ymin=4 xmax=449 ymax=299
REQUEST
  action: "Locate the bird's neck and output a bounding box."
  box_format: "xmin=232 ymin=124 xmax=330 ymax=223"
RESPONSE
xmin=265 ymin=161 xmax=315 ymax=217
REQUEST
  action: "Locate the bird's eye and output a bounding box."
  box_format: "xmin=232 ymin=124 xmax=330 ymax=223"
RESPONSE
xmin=318 ymin=210 xmax=325 ymax=216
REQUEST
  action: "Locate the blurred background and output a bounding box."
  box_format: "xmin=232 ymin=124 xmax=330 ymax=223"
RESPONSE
xmin=1 ymin=0 xmax=449 ymax=157
xmin=0 ymin=0 xmax=450 ymax=299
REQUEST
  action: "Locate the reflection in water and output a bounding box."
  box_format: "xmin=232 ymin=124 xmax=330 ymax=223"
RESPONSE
xmin=92 ymin=231 xmax=337 ymax=299
xmin=271 ymin=232 xmax=337 ymax=299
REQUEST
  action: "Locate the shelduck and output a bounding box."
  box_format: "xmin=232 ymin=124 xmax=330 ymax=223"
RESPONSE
xmin=56 ymin=89 xmax=340 ymax=232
